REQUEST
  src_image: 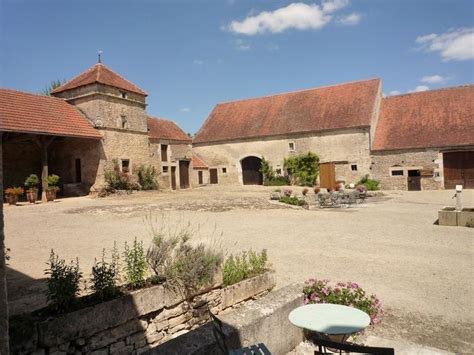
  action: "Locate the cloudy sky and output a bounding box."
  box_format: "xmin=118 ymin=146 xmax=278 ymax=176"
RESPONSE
xmin=1 ymin=0 xmax=473 ymax=134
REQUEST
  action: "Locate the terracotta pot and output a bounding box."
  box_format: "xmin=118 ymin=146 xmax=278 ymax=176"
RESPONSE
xmin=314 ymin=187 xmax=321 ymax=194
xmin=6 ymin=194 xmax=19 ymax=206
xmin=26 ymin=188 xmax=38 ymax=203
xmin=46 ymin=190 xmax=57 ymax=202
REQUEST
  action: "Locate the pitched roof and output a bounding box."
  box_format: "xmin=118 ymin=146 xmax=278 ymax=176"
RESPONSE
xmin=193 ymin=79 xmax=381 ymax=144
xmin=192 ymin=153 xmax=208 ymax=169
xmin=0 ymin=88 xmax=101 ymax=139
xmin=147 ymin=117 xmax=191 ymax=142
xmin=373 ymin=85 xmax=474 ymax=151
xmin=51 ymin=63 xmax=147 ymax=96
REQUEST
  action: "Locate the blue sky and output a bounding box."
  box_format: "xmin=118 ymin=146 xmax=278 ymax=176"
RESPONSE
xmin=1 ymin=0 xmax=473 ymax=134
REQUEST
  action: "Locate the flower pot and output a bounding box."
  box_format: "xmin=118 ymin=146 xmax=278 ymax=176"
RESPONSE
xmin=26 ymin=188 xmax=38 ymax=203
xmin=46 ymin=190 xmax=57 ymax=202
xmin=314 ymin=187 xmax=321 ymax=194
xmin=6 ymin=194 xmax=19 ymax=206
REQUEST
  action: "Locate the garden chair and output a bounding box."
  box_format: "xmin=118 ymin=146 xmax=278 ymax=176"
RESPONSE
xmin=310 ymin=336 xmax=394 ymax=354
xmin=208 ymin=307 xmax=271 ymax=355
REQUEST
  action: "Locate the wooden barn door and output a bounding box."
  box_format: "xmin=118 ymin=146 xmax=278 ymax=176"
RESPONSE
xmin=179 ymin=160 xmax=190 ymax=189
xmin=319 ymin=163 xmax=336 ymax=189
xmin=209 ymin=169 xmax=218 ymax=184
xmin=444 ymin=151 xmax=474 ymax=189
xmin=241 ymin=156 xmax=263 ymax=185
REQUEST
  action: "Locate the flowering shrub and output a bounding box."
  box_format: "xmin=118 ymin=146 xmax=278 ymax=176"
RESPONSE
xmin=303 ymin=279 xmax=384 ymax=325
xmin=283 ymin=188 xmax=292 ymax=197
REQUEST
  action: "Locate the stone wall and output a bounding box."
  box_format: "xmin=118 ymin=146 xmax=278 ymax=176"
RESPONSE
xmin=2 ymin=140 xmax=40 ymax=193
xmin=193 ymin=128 xmax=372 ymax=186
xmin=191 ymin=169 xmax=209 ymax=187
xmin=12 ymin=273 xmax=275 ymax=355
xmin=371 ymin=149 xmax=443 ymax=190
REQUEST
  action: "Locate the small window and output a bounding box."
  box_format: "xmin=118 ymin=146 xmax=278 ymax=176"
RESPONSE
xmin=161 ymin=144 xmax=168 ymax=162
xmin=276 ymin=168 xmax=282 ymax=175
xmin=162 ymin=166 xmax=169 ymax=173
xmin=121 ymin=115 xmax=127 ymax=129
xmin=288 ymin=142 xmax=295 ymax=151
xmin=121 ymin=159 xmax=130 ymax=173
xmin=222 ymin=167 xmax=227 ymax=174
xmin=391 ymin=169 xmax=404 ymax=176
xmin=351 ymin=164 xmax=358 ymax=171
xmin=120 ymin=91 xmax=128 ymax=99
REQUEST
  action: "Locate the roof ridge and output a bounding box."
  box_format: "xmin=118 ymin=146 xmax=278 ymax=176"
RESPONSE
xmin=0 ymin=87 xmax=68 ymax=102
xmin=384 ymin=84 xmax=474 ymax=99
xmin=99 ymin=63 xmax=148 ymax=96
xmin=216 ymin=78 xmax=381 ymax=105
xmin=51 ymin=64 xmax=98 ymax=94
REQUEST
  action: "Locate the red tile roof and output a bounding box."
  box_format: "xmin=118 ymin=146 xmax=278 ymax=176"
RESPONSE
xmin=193 ymin=79 xmax=381 ymax=144
xmin=192 ymin=153 xmax=208 ymax=169
xmin=373 ymin=86 xmax=474 ymax=151
xmin=0 ymin=88 xmax=101 ymax=139
xmin=147 ymin=117 xmax=191 ymax=143
xmin=51 ymin=63 xmax=147 ymax=96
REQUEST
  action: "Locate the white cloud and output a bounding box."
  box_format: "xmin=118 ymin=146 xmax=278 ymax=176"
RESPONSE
xmin=416 ymin=28 xmax=474 ymax=61
xmin=408 ymin=85 xmax=430 ymax=93
xmin=420 ymin=75 xmax=445 ymax=84
xmin=233 ymin=38 xmax=251 ymax=51
xmin=226 ymin=0 xmax=350 ymax=35
xmin=388 ymin=90 xmax=401 ymax=96
xmin=179 ymin=108 xmax=191 ymax=113
xmin=193 ymin=59 xmax=204 ymax=65
xmin=337 ymin=12 xmax=361 ymax=26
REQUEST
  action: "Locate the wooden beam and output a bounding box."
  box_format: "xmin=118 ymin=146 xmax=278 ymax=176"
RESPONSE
xmin=33 ymin=136 xmax=55 ymax=202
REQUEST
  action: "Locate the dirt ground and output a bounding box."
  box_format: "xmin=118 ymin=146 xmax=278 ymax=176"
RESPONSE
xmin=4 ymin=186 xmax=474 ymax=352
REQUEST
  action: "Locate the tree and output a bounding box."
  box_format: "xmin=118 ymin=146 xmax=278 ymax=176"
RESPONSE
xmin=41 ymin=79 xmax=65 ymax=96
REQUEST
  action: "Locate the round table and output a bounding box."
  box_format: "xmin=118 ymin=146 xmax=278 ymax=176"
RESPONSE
xmin=289 ymin=304 xmax=370 ymax=342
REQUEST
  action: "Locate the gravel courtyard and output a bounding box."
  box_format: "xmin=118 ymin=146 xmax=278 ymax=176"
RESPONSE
xmin=4 ymin=186 xmax=473 ymax=352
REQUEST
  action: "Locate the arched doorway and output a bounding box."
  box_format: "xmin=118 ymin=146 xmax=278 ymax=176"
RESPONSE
xmin=241 ymin=156 xmax=263 ymax=185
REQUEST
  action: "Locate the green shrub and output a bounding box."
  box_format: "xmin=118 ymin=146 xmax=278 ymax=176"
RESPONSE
xmin=137 ymin=165 xmax=159 ymax=190
xmin=123 ymin=238 xmax=147 ymax=289
xmin=91 ymin=245 xmax=121 ymax=301
xmin=260 ymin=157 xmax=275 ymax=182
xmin=264 ymin=176 xmax=290 ymax=186
xmin=24 ymin=174 xmax=40 ymax=189
xmin=47 ymin=174 xmax=60 ymax=186
xmin=223 ymin=249 xmax=268 ymax=286
xmin=284 ymin=152 xmax=320 ymax=186
xmin=44 ymin=250 xmax=82 ymax=312
xmin=104 ymin=160 xmax=136 ymax=191
xmin=279 ymin=195 xmax=307 ymax=207
xmin=356 ymin=174 xmax=380 ymax=191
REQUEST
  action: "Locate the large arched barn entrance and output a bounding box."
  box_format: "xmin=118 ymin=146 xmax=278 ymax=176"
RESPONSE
xmin=241 ymin=156 xmax=263 ymax=185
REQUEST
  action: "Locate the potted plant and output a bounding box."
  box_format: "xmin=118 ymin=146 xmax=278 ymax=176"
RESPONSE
xmin=46 ymin=174 xmax=61 ymax=202
xmin=4 ymin=187 xmax=24 ymax=205
xmin=313 ymin=186 xmax=321 ymax=194
xmin=24 ymin=174 xmax=40 ymax=203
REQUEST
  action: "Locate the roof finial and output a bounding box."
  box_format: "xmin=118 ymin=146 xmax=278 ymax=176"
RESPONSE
xmin=98 ymin=50 xmax=103 ymax=64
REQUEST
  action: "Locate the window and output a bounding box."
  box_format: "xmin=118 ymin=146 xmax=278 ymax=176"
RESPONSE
xmin=222 ymin=167 xmax=227 ymax=174
xmin=391 ymin=169 xmax=404 ymax=176
xmin=120 ymin=91 xmax=128 ymax=99
xmin=121 ymin=115 xmax=127 ymax=129
xmin=276 ymin=168 xmax=282 ymax=175
xmin=162 ymin=166 xmax=169 ymax=173
xmin=351 ymin=164 xmax=358 ymax=171
xmin=161 ymin=144 xmax=168 ymax=162
xmin=121 ymin=159 xmax=130 ymax=173
xmin=288 ymin=142 xmax=295 ymax=151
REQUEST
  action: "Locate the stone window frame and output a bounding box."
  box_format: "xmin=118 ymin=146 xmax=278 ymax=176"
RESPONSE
xmin=288 ymin=141 xmax=296 ymax=152
xmin=161 ymin=144 xmax=169 ymax=162
xmin=120 ymin=114 xmax=128 ymax=129
xmin=351 ymin=164 xmax=358 ymax=171
xmin=162 ymin=165 xmax=169 ymax=174
xmin=222 ymin=167 xmax=227 ymax=174
xmin=120 ymin=91 xmax=128 ymax=99
xmin=121 ymin=159 xmax=131 ymax=173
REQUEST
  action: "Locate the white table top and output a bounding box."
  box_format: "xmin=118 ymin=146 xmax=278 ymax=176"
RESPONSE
xmin=288 ymin=304 xmax=370 ymax=335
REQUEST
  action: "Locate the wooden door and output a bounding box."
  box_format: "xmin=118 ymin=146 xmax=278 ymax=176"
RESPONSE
xmin=319 ymin=163 xmax=336 ymax=189
xmin=171 ymin=167 xmax=177 ymax=190
xmin=241 ymin=156 xmax=263 ymax=185
xmin=198 ymin=171 xmax=203 ymax=185
xmin=179 ymin=160 xmax=190 ymax=189
xmin=444 ymin=151 xmax=474 ymax=189
xmin=209 ymin=168 xmax=218 ymax=184
xmin=407 ymin=170 xmax=421 ymax=191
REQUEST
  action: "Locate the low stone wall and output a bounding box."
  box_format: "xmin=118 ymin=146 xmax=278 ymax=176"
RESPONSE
xmin=12 ymin=272 xmax=275 ymax=354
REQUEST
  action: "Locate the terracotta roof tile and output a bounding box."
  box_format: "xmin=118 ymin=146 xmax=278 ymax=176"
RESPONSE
xmin=192 ymin=153 xmax=208 ymax=169
xmin=147 ymin=117 xmax=191 ymax=142
xmin=373 ymin=86 xmax=474 ymax=151
xmin=51 ymin=63 xmax=147 ymax=96
xmin=0 ymin=88 xmax=101 ymax=139
xmin=193 ymin=79 xmax=381 ymax=144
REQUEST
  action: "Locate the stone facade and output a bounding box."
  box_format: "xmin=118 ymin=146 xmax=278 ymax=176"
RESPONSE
xmin=371 ymin=149 xmax=444 ymax=190
xmin=193 ymin=128 xmax=373 ymax=186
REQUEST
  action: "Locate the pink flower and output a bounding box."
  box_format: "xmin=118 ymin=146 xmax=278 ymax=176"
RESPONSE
xmin=304 ymin=298 xmax=309 ymax=305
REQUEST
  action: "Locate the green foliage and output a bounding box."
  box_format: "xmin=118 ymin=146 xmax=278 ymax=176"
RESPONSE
xmin=41 ymin=79 xmax=65 ymax=96
xmin=104 ymin=160 xmax=135 ymax=191
xmin=24 ymin=174 xmax=40 ymax=188
xmin=279 ymin=195 xmax=307 ymax=207
xmin=356 ymin=174 xmax=380 ymax=191
xmin=5 ymin=187 xmax=24 ymax=195
xmin=260 ymin=157 xmax=275 ymax=181
xmin=223 ymin=249 xmax=268 ymax=286
xmin=284 ymin=152 xmax=320 ymax=186
xmin=123 ymin=238 xmax=147 ymax=289
xmin=44 ymin=250 xmax=82 ymax=312
xmin=91 ymin=245 xmax=121 ymax=301
xmin=47 ymin=174 xmax=60 ymax=186
xmin=137 ymin=164 xmax=159 ymax=190
xmin=263 ymin=176 xmax=290 ymax=186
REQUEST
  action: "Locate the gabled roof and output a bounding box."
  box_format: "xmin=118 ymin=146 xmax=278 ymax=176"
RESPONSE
xmin=193 ymin=78 xmax=381 ymax=144
xmin=373 ymin=85 xmax=474 ymax=151
xmin=192 ymin=153 xmax=208 ymax=169
xmin=147 ymin=117 xmax=191 ymax=143
xmin=51 ymin=63 xmax=147 ymax=96
xmin=0 ymin=88 xmax=101 ymax=139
